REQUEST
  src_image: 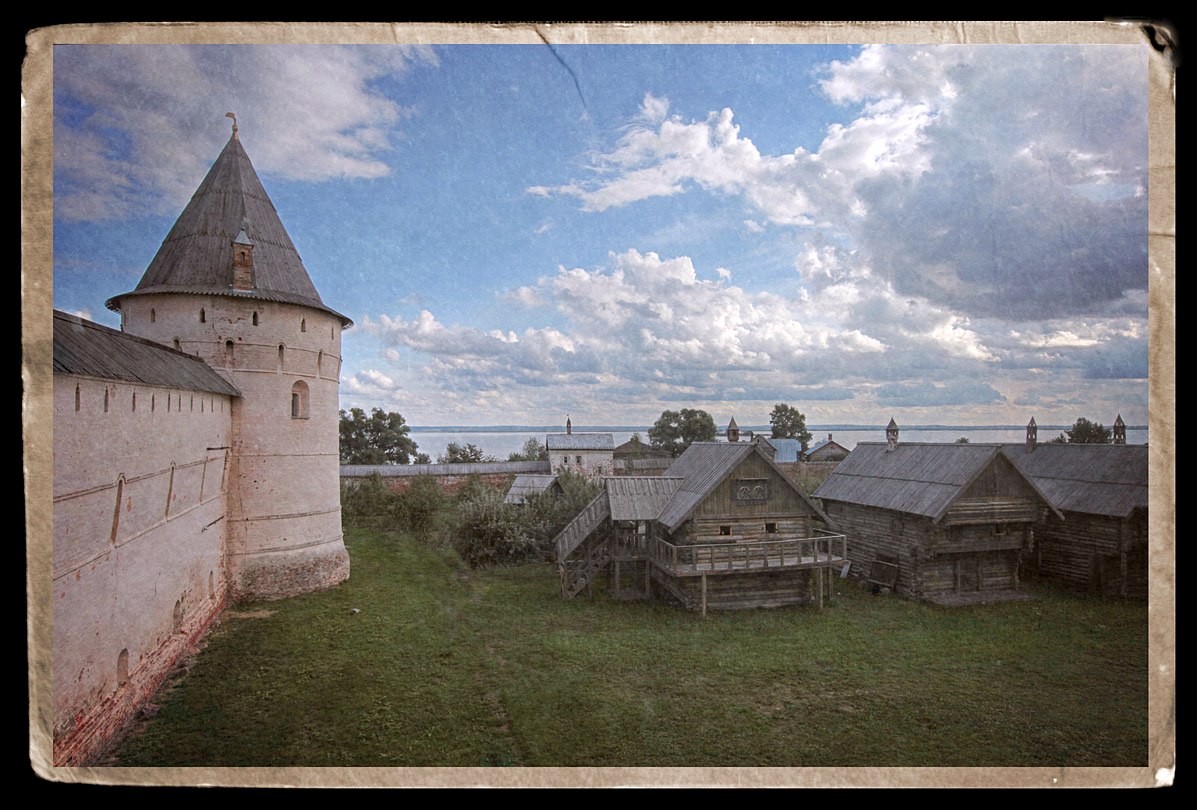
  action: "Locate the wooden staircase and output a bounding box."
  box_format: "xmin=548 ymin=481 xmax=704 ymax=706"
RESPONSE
xmin=556 ymin=491 xmax=614 ymax=598
xmin=560 ymin=535 xmax=615 ymax=598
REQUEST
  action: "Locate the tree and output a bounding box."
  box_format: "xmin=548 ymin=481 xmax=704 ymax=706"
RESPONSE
xmin=630 ymin=432 xmax=643 ymax=444
xmin=769 ymin=403 xmax=813 ymax=448
xmin=648 ymin=408 xmax=717 ymax=457
xmin=339 ymin=407 xmax=420 ymax=465
xmin=414 ymin=452 xmax=432 ymax=465
xmin=437 ymin=441 xmax=495 ymax=464
xmin=1063 ymin=417 xmax=1112 ymax=444
xmin=507 ymin=437 xmax=548 ymax=462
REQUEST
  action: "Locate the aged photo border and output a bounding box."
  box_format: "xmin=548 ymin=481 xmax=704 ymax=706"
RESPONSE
xmin=22 ymin=20 xmax=1176 ymax=788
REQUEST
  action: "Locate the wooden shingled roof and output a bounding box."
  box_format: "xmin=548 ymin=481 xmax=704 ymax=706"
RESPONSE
xmin=105 ymin=133 xmax=351 ymax=326
xmin=814 ymin=442 xmax=1060 ymax=523
xmin=504 ymin=474 xmax=565 ymax=504
xmin=1003 ymin=443 xmax=1148 ymax=518
xmin=657 ymin=441 xmax=829 ymax=531
xmin=53 ymin=310 xmax=240 ymax=397
xmin=604 ymin=476 xmax=684 ymax=521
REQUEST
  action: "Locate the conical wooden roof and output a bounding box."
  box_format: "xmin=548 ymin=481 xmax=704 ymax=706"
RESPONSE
xmin=107 ymin=133 xmax=351 ymax=325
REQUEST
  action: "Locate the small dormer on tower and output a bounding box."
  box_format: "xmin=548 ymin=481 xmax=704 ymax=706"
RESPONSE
xmin=727 ymin=416 xmax=740 ymax=443
xmin=1026 ymin=417 xmax=1038 ymax=452
xmin=566 ymin=415 xmax=572 ymax=435
xmin=885 ymin=418 xmax=899 ymax=452
xmin=231 ymin=219 xmax=255 ymax=291
xmin=1113 ymin=414 xmax=1126 ymax=445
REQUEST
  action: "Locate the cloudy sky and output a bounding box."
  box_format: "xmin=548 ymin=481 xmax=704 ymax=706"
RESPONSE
xmin=52 ymin=41 xmax=1151 ymax=427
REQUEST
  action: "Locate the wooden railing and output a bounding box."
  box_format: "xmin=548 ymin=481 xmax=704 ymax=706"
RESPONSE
xmin=646 ymin=530 xmax=847 ymax=576
xmin=554 ymin=492 xmax=612 ymax=562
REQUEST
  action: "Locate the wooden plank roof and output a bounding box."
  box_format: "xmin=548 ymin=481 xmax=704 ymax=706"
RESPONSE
xmin=814 ymin=442 xmax=1058 ymax=522
xmin=1002 ymin=443 xmax=1148 ymax=517
xmin=105 ymin=134 xmax=351 ymax=326
xmin=504 ymin=474 xmax=564 ymax=503
xmin=605 ymin=476 xmax=684 ymax=521
xmin=657 ymin=441 xmax=829 ymax=531
xmin=53 ymin=310 xmax=240 ymax=397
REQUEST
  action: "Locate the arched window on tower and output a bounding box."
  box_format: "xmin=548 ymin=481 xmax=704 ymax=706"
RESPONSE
xmin=150 ymin=308 xmax=156 ymax=323
xmin=291 ymin=380 xmax=310 ymax=419
xmin=74 ymin=384 xmax=80 ymax=412
xmin=317 ymin=350 xmax=323 ymax=377
xmin=200 ymin=308 xmax=206 ymax=323
xmin=278 ymin=344 xmax=285 ymax=371
xmin=253 ymin=311 xmax=259 ymax=326
xmin=103 ymin=388 xmax=109 ymax=413
xmin=225 ymin=340 xmax=235 ymax=367
xmin=172 ymin=337 xmax=181 ymax=350
xmin=301 ymin=318 xmax=307 ymax=333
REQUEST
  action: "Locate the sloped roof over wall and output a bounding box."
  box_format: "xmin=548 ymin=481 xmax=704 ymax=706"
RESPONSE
xmin=814 ymin=442 xmax=1033 ymax=522
xmin=605 ymin=476 xmax=684 ymax=521
xmin=106 ymin=134 xmax=351 ymax=326
xmin=546 ymin=433 xmax=615 ymax=451
xmin=53 ymin=310 xmax=241 ymax=397
xmin=1003 ymin=443 xmax=1148 ymax=517
xmin=504 ymin=474 xmax=564 ymax=504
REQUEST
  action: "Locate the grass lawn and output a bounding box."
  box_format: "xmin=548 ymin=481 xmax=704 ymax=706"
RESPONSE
xmin=113 ymin=528 xmax=1148 ymax=767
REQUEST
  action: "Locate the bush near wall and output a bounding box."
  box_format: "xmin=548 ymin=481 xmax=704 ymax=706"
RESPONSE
xmin=451 ymin=470 xmax=603 ymax=568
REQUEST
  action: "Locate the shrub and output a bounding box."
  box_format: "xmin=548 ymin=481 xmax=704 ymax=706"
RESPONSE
xmin=452 ymin=488 xmax=540 ymax=568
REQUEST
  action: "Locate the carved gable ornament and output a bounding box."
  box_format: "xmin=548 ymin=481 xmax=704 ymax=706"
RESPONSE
xmin=733 ymin=478 xmax=771 ymax=503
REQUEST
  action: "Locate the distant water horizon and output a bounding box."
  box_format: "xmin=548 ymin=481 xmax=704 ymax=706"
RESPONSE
xmin=401 ymin=424 xmax=1149 ymax=462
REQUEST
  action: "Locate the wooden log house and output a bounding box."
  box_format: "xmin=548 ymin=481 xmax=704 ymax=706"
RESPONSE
xmin=554 ymin=437 xmax=846 ymax=614
xmin=813 ymin=421 xmax=1062 ymax=606
xmin=1003 ymin=430 xmax=1148 ymax=598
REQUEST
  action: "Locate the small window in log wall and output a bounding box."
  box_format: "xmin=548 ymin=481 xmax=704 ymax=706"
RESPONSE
xmin=765 ymin=522 xmax=777 ymax=533
xmin=719 ymin=525 xmax=732 ymax=536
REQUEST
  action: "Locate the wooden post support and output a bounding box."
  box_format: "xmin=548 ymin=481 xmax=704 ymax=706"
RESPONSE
xmin=701 ymin=573 xmax=708 ymax=618
xmin=817 ymin=565 xmax=824 ymax=610
xmin=614 ymin=560 xmax=621 ymax=594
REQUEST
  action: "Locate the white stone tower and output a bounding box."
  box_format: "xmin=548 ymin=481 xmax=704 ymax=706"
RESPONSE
xmin=107 ymin=120 xmax=352 ymax=601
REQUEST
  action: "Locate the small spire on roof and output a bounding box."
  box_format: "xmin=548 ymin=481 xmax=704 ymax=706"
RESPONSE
xmin=225 ymin=111 xmax=238 ymax=140
xmin=1113 ymin=413 xmax=1126 ymax=444
xmin=885 ymin=418 xmax=899 ymax=452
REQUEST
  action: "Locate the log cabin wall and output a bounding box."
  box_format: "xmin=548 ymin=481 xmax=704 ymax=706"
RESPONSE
xmin=820 ymin=500 xmax=933 ymax=597
xmin=821 ymin=500 xmax=1028 ymax=598
xmin=1035 ymin=509 xmax=1147 ymax=598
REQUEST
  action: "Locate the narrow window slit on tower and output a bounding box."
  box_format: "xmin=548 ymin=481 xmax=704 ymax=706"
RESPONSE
xmin=200 ymin=308 xmax=206 ymax=323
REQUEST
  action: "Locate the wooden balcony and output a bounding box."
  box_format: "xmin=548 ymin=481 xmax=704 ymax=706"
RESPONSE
xmin=645 ymin=530 xmax=847 ymax=577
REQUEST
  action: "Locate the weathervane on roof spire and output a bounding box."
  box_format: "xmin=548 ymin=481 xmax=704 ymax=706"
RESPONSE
xmin=225 ymin=111 xmax=238 ymax=140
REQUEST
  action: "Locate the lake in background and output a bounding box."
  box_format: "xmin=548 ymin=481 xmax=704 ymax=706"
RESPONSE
xmin=406 ymin=425 xmax=1149 ymax=463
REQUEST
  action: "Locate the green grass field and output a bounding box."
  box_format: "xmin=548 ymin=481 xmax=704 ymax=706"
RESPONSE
xmin=113 ymin=528 xmax=1148 ymax=767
